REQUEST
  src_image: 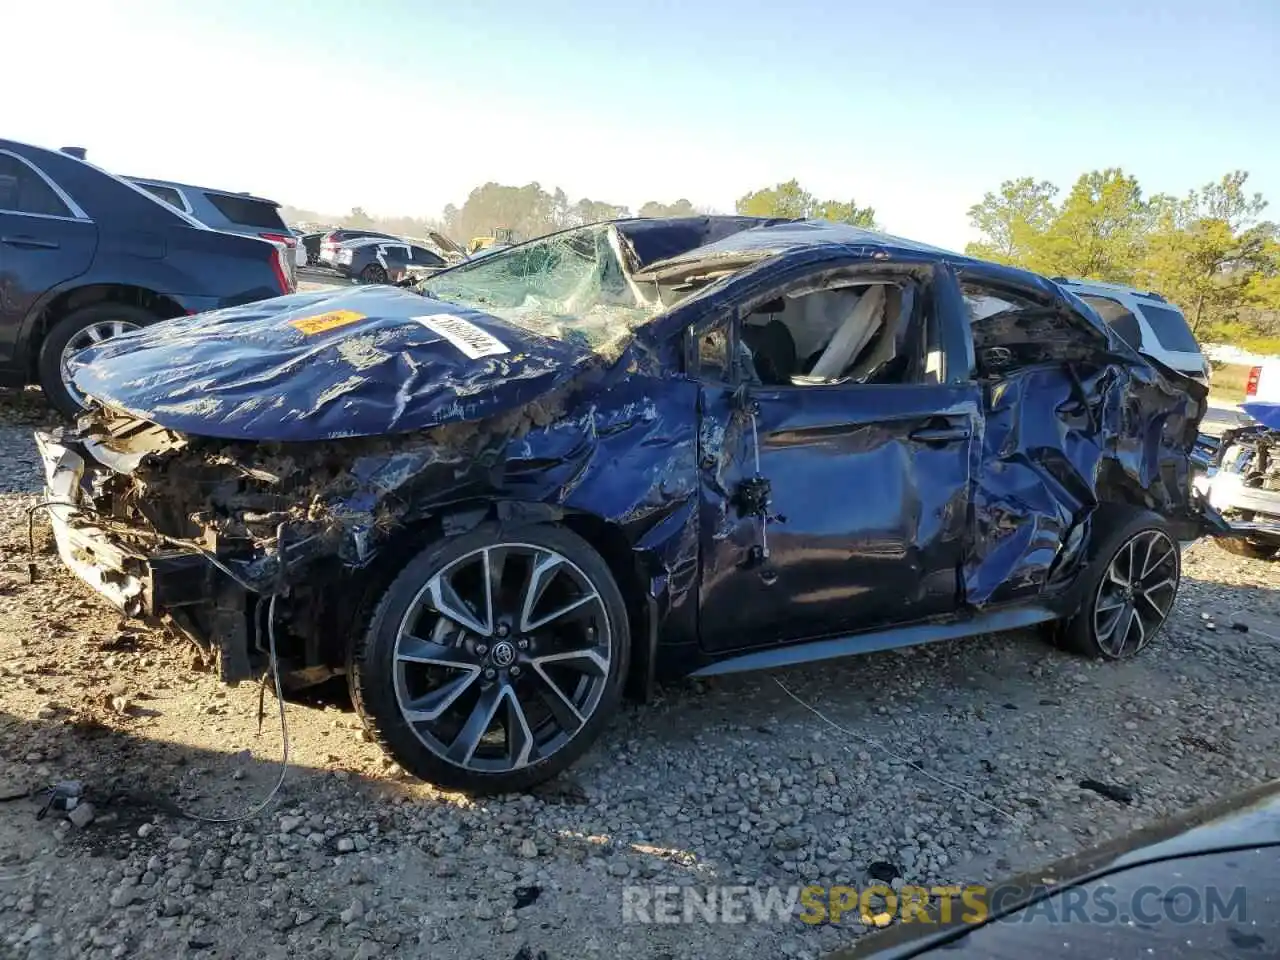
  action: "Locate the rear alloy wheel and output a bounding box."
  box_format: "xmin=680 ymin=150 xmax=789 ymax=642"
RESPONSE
xmin=360 ymin=264 xmax=387 ymax=284
xmin=37 ymin=303 xmax=156 ymax=417
xmin=350 ymin=523 xmax=629 ymax=793
xmin=1061 ymin=510 xmax=1180 ymax=659
xmin=1090 ymin=529 xmax=1179 ymax=657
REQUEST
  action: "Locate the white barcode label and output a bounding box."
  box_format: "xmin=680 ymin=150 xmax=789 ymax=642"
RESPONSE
xmin=413 ymin=314 xmax=510 ymax=359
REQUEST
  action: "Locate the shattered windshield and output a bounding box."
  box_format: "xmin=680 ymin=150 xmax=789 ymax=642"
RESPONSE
xmin=420 ymin=224 xmax=663 ymax=360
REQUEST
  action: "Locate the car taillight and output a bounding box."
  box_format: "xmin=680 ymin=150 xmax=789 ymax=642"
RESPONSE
xmin=1247 ymin=366 xmax=1261 ymax=397
xmin=268 ymin=246 xmax=293 ymax=294
xmin=260 ymin=232 xmax=296 ymax=248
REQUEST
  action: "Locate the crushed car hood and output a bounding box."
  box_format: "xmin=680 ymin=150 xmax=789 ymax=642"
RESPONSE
xmin=69 ymin=286 xmax=595 ymax=441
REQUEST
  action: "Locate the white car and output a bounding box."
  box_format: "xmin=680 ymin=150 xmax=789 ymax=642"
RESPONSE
xmin=1055 ymin=278 xmax=1210 ymax=385
xmin=1192 ymin=361 xmax=1280 ymax=559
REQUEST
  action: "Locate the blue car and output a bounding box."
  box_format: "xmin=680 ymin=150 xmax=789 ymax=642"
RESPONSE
xmin=34 ymin=216 xmax=1214 ymax=793
xmin=0 ymin=139 xmax=296 ymax=414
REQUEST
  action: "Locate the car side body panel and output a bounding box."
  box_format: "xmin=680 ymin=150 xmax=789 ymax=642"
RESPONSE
xmin=0 ymin=212 xmax=99 ymax=369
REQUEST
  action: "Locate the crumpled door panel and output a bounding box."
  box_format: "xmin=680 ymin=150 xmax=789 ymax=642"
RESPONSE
xmin=965 ymin=359 xmax=1203 ymax=607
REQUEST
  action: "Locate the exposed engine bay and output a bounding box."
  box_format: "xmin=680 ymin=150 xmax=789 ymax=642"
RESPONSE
xmin=37 ymin=398 xmax=567 ymax=690
xmin=1200 ymin=420 xmax=1280 ymax=554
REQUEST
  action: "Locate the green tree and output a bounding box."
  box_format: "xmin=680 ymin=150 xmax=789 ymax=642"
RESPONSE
xmin=1138 ymin=171 xmax=1274 ymax=333
xmin=735 ymin=179 xmax=878 ymax=227
xmin=964 ymin=177 xmax=1059 ymax=266
xmin=638 ymin=199 xmax=697 ymax=218
xmin=1035 ymin=168 xmax=1151 ymax=282
xmin=344 ymin=206 xmax=374 ymax=228
xmin=569 ymin=198 xmax=632 ymax=225
xmin=736 ymin=179 xmax=813 ymax=218
xmin=438 ymin=182 xmax=632 ymax=244
xmin=810 ymin=199 xmax=878 ymax=228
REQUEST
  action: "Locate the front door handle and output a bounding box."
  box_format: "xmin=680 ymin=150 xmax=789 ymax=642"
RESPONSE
xmin=1 ymin=235 xmax=60 ymax=250
xmin=909 ymin=422 xmax=971 ymax=444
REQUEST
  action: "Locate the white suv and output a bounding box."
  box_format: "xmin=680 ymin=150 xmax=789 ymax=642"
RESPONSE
xmin=1054 ymin=278 xmax=1210 ymax=385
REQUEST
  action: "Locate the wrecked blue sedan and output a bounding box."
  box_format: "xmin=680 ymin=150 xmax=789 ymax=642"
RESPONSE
xmin=35 ymin=216 xmax=1211 ymax=792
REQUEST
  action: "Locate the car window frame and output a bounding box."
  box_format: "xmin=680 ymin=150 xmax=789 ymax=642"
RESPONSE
xmin=1134 ymin=301 xmax=1201 ymax=354
xmin=1074 ymin=293 xmax=1146 ymax=353
xmin=378 ymin=243 xmax=411 ymax=264
xmin=0 ymin=149 xmax=91 ymax=222
xmin=683 ymin=259 xmax=940 ymax=390
xmin=955 ymin=267 xmax=1110 ymax=381
xmin=130 ymin=180 xmax=194 ymax=215
xmin=411 ymin=245 xmax=446 ymax=268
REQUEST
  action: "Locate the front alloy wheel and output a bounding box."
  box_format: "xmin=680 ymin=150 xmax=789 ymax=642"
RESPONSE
xmin=350 ymin=524 xmax=629 ymax=793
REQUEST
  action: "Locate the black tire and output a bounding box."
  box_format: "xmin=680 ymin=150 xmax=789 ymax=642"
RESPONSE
xmin=1215 ymin=536 xmax=1276 ymax=560
xmin=37 ymin=303 xmax=160 ymax=417
xmin=360 ymin=264 xmax=387 ymax=284
xmin=349 ymin=522 xmax=630 ymax=794
xmin=1058 ymin=506 xmax=1181 ymax=659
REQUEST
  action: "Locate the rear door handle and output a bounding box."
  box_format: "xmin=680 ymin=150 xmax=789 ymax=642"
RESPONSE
xmin=909 ymin=422 xmax=971 ymax=444
xmin=1 ymin=235 xmax=60 ymax=250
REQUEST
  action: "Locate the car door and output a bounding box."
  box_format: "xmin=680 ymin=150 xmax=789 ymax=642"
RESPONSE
xmin=0 ymin=151 xmax=97 ymax=369
xmin=955 ymin=267 xmax=1131 ymax=606
xmin=693 ymin=260 xmax=981 ymax=652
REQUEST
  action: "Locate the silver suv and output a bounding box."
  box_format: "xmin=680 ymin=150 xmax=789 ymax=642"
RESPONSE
xmin=126 ymin=176 xmax=299 ymax=283
xmin=1054 ymin=277 xmax=1210 ymax=384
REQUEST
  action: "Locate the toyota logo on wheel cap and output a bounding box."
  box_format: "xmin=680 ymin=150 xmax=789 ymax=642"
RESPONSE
xmin=491 ymin=641 xmax=516 ymax=667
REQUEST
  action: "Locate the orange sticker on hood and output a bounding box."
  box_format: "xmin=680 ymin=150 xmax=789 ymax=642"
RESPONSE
xmin=289 ymin=309 xmax=366 ymax=335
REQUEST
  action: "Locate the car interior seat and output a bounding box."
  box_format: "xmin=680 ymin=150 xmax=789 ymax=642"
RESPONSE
xmin=805 ymin=284 xmax=887 ymax=381
xmin=741 ymin=314 xmax=797 ymax=385
xmin=846 ymin=284 xmax=905 ymax=382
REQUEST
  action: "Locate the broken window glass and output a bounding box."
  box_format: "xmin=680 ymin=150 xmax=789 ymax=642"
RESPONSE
xmin=962 ymin=281 xmax=1107 ymax=377
xmin=420 ymin=224 xmax=666 ymax=361
xmin=696 ymin=328 xmax=730 ymax=381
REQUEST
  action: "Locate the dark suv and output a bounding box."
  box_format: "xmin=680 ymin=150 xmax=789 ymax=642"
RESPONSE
xmin=0 ymin=139 xmax=296 ymax=414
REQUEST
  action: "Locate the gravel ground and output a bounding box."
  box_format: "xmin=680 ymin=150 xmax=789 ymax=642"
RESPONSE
xmin=2 ymin=390 xmax=1279 ymax=959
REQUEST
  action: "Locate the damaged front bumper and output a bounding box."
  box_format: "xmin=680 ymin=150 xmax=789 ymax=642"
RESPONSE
xmin=1190 ymin=430 xmax=1280 ymax=543
xmin=34 ymin=430 xmax=212 ymax=616
xmin=1204 ymin=473 xmax=1280 ymax=541
xmin=31 ymin=408 xmax=483 ymax=686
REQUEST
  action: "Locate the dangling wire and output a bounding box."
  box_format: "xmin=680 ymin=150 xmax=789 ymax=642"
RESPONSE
xmin=748 ymin=405 xmax=769 ymax=560
xmin=178 ymin=593 xmax=290 ymax=823
xmin=27 ymin=504 xmax=290 ymax=823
